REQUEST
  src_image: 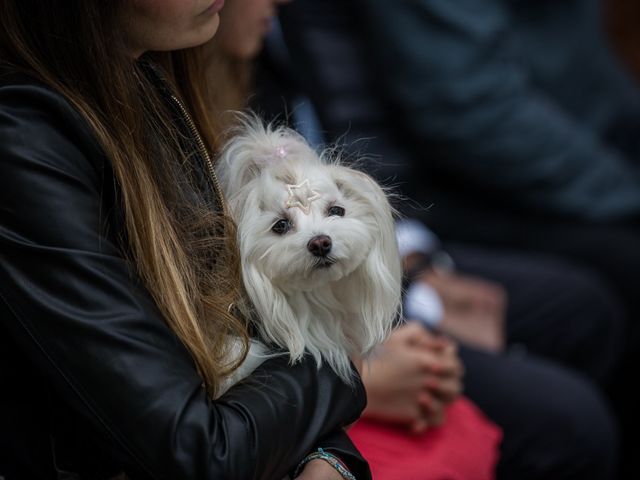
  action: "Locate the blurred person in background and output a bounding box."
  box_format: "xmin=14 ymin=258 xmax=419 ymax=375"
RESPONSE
xmin=208 ymin=0 xmax=627 ymax=478
xmin=265 ymin=0 xmax=640 ymax=476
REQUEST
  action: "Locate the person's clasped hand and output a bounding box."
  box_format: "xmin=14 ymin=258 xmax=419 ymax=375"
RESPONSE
xmin=420 ymin=268 xmax=507 ymax=353
xmin=362 ymin=322 xmax=464 ymax=434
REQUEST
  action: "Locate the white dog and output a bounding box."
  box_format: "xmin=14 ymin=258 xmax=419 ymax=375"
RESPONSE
xmin=215 ymin=119 xmax=402 ymax=394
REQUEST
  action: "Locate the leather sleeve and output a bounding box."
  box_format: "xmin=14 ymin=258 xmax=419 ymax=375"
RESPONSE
xmin=0 ymin=82 xmax=369 ymax=480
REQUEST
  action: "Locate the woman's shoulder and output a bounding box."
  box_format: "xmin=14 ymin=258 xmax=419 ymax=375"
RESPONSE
xmin=0 ymin=67 xmax=106 ymax=181
xmin=1 ymin=67 xmax=80 ymax=119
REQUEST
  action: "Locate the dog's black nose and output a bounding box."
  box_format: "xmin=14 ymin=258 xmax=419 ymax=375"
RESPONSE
xmin=307 ymin=235 xmax=332 ymax=257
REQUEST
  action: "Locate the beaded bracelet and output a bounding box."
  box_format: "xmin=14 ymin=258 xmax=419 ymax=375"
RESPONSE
xmin=293 ymin=448 xmax=356 ymax=480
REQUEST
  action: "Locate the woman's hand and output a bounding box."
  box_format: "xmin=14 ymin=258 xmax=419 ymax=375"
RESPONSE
xmin=362 ymin=322 xmax=464 ymax=433
xmin=295 ymin=459 xmax=344 ymax=480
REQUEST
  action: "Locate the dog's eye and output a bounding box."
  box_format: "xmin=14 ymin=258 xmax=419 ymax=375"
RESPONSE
xmin=328 ymin=206 xmax=345 ymax=217
xmin=272 ymin=219 xmax=292 ymax=235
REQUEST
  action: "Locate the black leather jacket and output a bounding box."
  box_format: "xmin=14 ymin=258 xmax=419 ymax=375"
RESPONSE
xmin=0 ymin=67 xmax=369 ymax=480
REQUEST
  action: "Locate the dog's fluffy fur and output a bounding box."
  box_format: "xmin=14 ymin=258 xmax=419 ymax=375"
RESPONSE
xmin=216 ymin=118 xmax=401 ymax=393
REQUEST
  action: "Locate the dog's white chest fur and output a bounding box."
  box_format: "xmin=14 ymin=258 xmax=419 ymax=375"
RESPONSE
xmin=217 ymin=340 xmax=270 ymax=397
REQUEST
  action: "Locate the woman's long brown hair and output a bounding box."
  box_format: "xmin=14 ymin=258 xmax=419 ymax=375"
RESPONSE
xmin=0 ymin=0 xmax=248 ymax=396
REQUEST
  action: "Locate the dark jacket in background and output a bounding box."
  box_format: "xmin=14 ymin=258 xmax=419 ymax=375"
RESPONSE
xmin=277 ymin=0 xmax=640 ymax=226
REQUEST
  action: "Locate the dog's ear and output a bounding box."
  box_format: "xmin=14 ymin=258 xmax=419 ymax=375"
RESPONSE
xmin=242 ymin=263 xmax=308 ymax=363
xmin=215 ymin=127 xmax=271 ymax=198
xmin=331 ymin=166 xmax=402 ymax=354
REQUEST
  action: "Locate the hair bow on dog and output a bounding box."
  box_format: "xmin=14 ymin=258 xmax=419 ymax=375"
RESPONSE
xmin=285 ymin=179 xmax=321 ymax=214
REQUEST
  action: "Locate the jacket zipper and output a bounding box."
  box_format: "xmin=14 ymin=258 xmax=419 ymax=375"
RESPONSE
xmin=169 ymin=94 xmax=227 ymax=212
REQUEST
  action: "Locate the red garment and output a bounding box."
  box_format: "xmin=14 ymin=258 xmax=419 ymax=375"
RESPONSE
xmin=348 ymin=397 xmax=502 ymax=480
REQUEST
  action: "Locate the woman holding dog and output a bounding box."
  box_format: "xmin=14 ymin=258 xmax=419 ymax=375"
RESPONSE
xmin=0 ymin=1 xmax=366 ymax=479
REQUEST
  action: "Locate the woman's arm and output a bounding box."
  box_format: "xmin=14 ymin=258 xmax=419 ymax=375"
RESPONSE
xmin=0 ymin=82 xmax=367 ymax=480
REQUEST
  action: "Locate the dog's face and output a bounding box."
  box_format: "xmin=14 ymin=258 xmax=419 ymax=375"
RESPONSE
xmin=235 ymin=160 xmax=381 ymax=291
xmin=217 ymin=120 xmax=401 ymax=375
